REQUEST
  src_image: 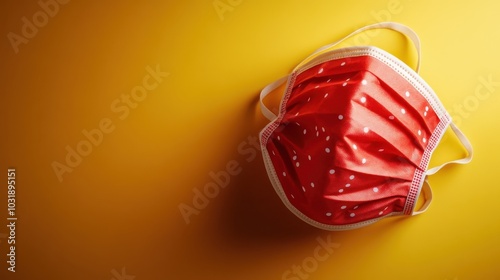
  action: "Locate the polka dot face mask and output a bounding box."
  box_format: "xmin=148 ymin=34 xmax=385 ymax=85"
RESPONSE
xmin=259 ymin=22 xmax=472 ymax=230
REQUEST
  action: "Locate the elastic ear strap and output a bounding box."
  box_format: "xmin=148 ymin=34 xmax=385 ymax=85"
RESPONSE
xmin=412 ymin=180 xmax=433 ymax=215
xmin=294 ymin=22 xmax=421 ymax=73
xmin=426 ymin=122 xmax=473 ymax=176
xmin=260 ymin=22 xmax=421 ymax=121
xmin=259 ymin=75 xmax=290 ymax=121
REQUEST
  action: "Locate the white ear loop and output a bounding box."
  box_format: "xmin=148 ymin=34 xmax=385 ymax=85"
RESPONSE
xmin=413 ymin=123 xmax=473 ymax=215
xmin=426 ymin=123 xmax=473 ymax=176
xmin=259 ymin=22 xmax=421 ymax=121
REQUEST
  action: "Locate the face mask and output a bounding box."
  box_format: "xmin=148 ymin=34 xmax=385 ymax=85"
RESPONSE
xmin=259 ymin=22 xmax=473 ymax=230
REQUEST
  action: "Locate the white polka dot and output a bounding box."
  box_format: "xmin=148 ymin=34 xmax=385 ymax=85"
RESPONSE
xmin=296 ymin=162 xmax=300 ymax=167
xmin=295 ymin=112 xmax=299 ymax=116
xmin=327 ymin=78 xmax=331 ymax=83
xmin=293 ymin=150 xmax=297 ymax=154
xmin=303 ymin=129 xmax=307 ymax=134
xmin=342 ymin=82 xmax=347 ymax=87
xmin=325 ymin=147 xmax=331 ymax=153
xmin=350 ymin=213 xmax=355 ymax=217
xmin=295 ymin=122 xmax=300 ymax=126
xmin=307 ymin=97 xmax=311 ymax=102
xmin=373 ymin=187 xmax=379 ymax=192
xmin=283 ymin=172 xmax=286 ymax=177
xmin=362 ymin=79 xmax=367 ymax=85
xmin=291 ymin=194 xmax=295 ymax=199
xmin=363 ymin=127 xmax=369 ymax=133
xmin=318 ymin=68 xmax=324 ymax=74
xmin=277 ymin=136 xmax=280 ymax=140
xmin=378 ymin=148 xmax=384 ymax=152
xmin=329 ymin=169 xmax=335 ymax=174
xmin=384 ymin=206 xmax=388 ymax=211
xmin=298 ymin=84 xmax=302 ymax=88
xmin=425 ymin=106 xmax=429 ymax=111
xmin=302 ymin=186 xmax=306 ymax=192
xmin=352 ymin=144 xmax=357 ymax=150
xmin=308 ymin=155 xmax=312 ymax=160
xmin=339 ymin=189 xmax=344 ymax=193
xmin=315 ymin=85 xmax=319 ymax=89
xmin=353 ymin=205 xmax=359 ymax=209
xmin=345 ymin=183 xmax=351 ymax=187
xmin=401 ymin=108 xmax=406 ymax=114
xmin=361 ymin=97 xmax=366 ymax=103
xmin=316 ymin=131 xmax=319 ymax=137
xmin=272 ymin=150 xmax=276 ymax=155
xmin=324 ymin=93 xmax=329 ymax=98
xmin=338 ymin=115 xmax=344 ymax=120
xmin=389 ymin=115 xmax=395 ymax=120
xmin=405 ymin=91 xmax=410 ymax=97
xmin=341 ymin=205 xmax=347 ymax=209
xmin=341 ymin=62 xmax=346 ymax=66
xmin=349 ymin=175 xmax=355 ymax=180
xmin=322 ymin=127 xmax=325 ymax=132
xmin=379 ymin=211 xmax=383 ymax=215
xmin=311 ymin=182 xmax=315 ymax=188
xmin=423 ymin=138 xmax=427 ymax=143
xmin=424 ymin=111 xmax=428 ymax=117
xmin=293 ymin=155 xmax=297 ymax=160
xmin=418 ymin=130 xmax=422 ymax=136
xmin=362 ymin=158 xmax=367 ymax=164
xmin=346 ymin=78 xmax=350 ymax=81
xmin=326 ymin=212 xmax=332 ymax=217
xmin=326 ymin=136 xmax=330 ymax=141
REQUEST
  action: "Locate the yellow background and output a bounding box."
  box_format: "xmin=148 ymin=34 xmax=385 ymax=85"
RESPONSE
xmin=1 ymin=1 xmax=499 ymax=279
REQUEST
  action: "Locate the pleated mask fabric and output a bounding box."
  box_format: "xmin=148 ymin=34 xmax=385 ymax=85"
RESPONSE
xmin=259 ymin=22 xmax=473 ymax=230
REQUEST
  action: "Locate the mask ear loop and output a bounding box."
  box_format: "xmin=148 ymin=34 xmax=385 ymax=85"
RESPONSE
xmin=293 ymin=21 xmax=421 ymax=73
xmin=412 ymin=180 xmax=433 ymax=215
xmin=259 ymin=22 xmax=421 ymax=121
xmin=259 ymin=75 xmax=290 ymax=121
xmin=413 ymin=123 xmax=473 ymax=215
xmin=425 ymin=123 xmax=473 ymax=176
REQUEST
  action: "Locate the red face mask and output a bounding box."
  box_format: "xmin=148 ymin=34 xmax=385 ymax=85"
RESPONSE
xmin=259 ymin=22 xmax=472 ymax=230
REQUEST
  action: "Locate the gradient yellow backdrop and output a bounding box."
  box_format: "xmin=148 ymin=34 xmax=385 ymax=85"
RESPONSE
xmin=1 ymin=1 xmax=499 ymax=279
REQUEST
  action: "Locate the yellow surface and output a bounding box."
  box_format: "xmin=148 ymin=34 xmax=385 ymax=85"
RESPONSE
xmin=1 ymin=1 xmax=499 ymax=279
